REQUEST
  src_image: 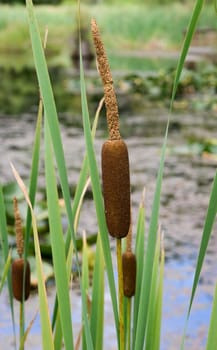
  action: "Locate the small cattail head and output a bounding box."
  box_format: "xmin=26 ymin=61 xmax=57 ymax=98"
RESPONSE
xmin=122 ymin=251 xmax=136 ymax=298
xmin=12 ymin=258 xmax=31 ymax=302
xmin=102 ymin=139 xmax=131 ymax=238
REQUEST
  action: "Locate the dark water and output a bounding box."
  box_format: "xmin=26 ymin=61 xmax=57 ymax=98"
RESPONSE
xmin=0 ymin=107 xmax=217 ymax=349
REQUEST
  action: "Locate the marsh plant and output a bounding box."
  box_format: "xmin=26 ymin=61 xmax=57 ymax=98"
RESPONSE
xmin=0 ymin=0 xmax=217 ymax=349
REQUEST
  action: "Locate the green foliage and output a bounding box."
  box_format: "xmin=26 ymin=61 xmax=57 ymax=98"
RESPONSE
xmin=0 ymin=0 xmax=62 ymax=4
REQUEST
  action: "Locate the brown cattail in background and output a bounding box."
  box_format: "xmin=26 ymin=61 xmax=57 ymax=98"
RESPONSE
xmin=12 ymin=258 xmax=31 ymax=302
xmin=122 ymin=217 xmax=136 ymax=297
xmin=122 ymin=252 xmax=136 ymax=298
xmin=91 ymin=19 xmax=131 ymax=239
xmin=12 ymin=197 xmax=31 ymax=302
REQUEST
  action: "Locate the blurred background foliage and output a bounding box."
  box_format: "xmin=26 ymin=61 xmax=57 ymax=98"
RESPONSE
xmin=0 ymin=0 xmax=214 ymax=4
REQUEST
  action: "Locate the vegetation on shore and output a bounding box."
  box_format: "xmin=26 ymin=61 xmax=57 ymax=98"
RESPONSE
xmin=0 ymin=2 xmax=216 ymax=67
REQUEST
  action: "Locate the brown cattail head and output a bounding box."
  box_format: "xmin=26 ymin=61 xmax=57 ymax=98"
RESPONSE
xmin=102 ymin=139 xmax=131 ymax=238
xmin=12 ymin=258 xmax=31 ymax=302
xmin=13 ymin=197 xmax=24 ymax=258
xmin=122 ymin=252 xmax=136 ymax=298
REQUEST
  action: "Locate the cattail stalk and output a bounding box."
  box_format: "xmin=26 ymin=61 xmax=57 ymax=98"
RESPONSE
xmin=91 ymin=18 xmax=131 ymax=239
xmin=117 ymin=238 xmax=124 ymax=350
xmin=91 ymin=19 xmax=132 ymax=350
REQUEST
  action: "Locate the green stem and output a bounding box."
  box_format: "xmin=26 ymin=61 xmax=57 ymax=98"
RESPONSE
xmin=19 ymin=302 xmax=24 ymax=350
xmin=117 ymin=238 xmax=124 ymax=350
xmin=127 ymin=298 xmax=131 ymax=350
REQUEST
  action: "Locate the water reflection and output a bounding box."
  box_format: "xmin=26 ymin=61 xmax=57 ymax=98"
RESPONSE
xmin=0 ymin=107 xmax=217 ymax=349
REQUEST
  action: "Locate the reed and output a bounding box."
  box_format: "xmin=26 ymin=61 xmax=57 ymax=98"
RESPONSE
xmin=91 ymin=18 xmax=132 ymax=350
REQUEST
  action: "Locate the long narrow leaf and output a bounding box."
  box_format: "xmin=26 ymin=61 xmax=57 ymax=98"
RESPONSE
xmin=90 ymin=235 xmax=104 ymax=350
xmin=187 ymin=170 xmax=217 ymax=320
xmin=133 ymin=190 xmax=145 ymax=340
xmin=170 ymin=0 xmax=205 ymax=107
xmin=44 ymin=119 xmax=74 ymax=350
xmin=26 ymin=0 xmax=77 ymax=251
xmin=0 ymin=251 xmax=11 ymax=294
xmin=134 ymin=122 xmax=169 ymax=349
xmin=206 ymin=282 xmax=217 ymax=350
xmin=24 ymin=99 xmax=43 ymax=256
xmin=152 ymin=237 xmax=164 ymax=350
xmin=144 ymin=234 xmax=161 ymax=350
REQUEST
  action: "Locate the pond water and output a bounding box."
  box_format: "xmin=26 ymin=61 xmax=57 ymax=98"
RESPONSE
xmin=0 ymin=104 xmax=217 ymax=349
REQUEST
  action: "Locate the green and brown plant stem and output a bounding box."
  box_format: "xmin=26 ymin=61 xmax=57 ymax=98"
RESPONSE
xmin=127 ymin=298 xmax=132 ymax=350
xmin=117 ymin=238 xmax=124 ymax=350
xmin=19 ymin=302 xmax=24 ymax=350
xmin=92 ymin=17 xmax=130 ymax=349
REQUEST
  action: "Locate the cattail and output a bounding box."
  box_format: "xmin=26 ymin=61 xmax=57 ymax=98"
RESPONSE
xmin=12 ymin=258 xmax=31 ymax=302
xmin=12 ymin=197 xmax=31 ymax=302
xmin=122 ymin=218 xmax=136 ymax=297
xmin=91 ymin=19 xmax=131 ymax=238
xmin=102 ymin=139 xmax=130 ymax=238
xmin=122 ymin=252 xmax=136 ymax=298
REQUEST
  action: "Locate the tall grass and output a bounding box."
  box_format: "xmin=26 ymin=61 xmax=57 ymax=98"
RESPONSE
xmin=0 ymin=0 xmax=217 ymax=349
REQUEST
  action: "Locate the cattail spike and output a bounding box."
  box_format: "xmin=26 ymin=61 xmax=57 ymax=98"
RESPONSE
xmin=122 ymin=252 xmax=136 ymax=298
xmin=13 ymin=197 xmax=24 ymax=258
xmin=102 ymin=139 xmax=131 ymax=238
xmin=12 ymin=258 xmax=31 ymax=302
xmin=91 ymin=18 xmax=121 ymax=140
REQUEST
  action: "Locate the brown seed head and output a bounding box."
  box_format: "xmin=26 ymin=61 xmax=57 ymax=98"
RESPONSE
xmin=12 ymin=258 xmax=31 ymax=302
xmin=122 ymin=251 xmax=136 ymax=298
xmin=101 ymin=139 xmax=131 ymax=238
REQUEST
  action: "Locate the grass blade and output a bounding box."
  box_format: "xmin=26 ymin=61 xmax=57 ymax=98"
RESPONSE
xmin=144 ymin=234 xmax=161 ymax=350
xmin=134 ymin=122 xmax=169 ymax=349
xmin=81 ymin=231 xmax=90 ymax=350
xmin=24 ymin=98 xmax=43 ymax=257
xmin=0 ymin=251 xmax=11 ymax=294
xmin=26 ymin=0 xmax=77 ymax=250
xmin=152 ymin=236 xmax=164 ymax=350
xmin=44 ymin=119 xmax=74 ymax=350
xmin=133 ymin=189 xmax=145 ymax=340
xmin=206 ymin=283 xmax=217 ymax=350
xmin=170 ymin=0 xmax=205 ymax=107
xmin=90 ymin=235 xmax=104 ymax=350
xmin=187 ymin=170 xmax=217 ymax=319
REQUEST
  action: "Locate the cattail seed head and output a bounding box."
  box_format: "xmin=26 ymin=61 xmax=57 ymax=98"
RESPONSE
xmin=122 ymin=252 xmax=136 ymax=298
xmin=102 ymin=139 xmax=131 ymax=238
xmin=12 ymin=258 xmax=31 ymax=302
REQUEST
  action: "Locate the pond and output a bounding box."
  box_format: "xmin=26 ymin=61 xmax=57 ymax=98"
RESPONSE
xmin=0 ymin=100 xmax=217 ymax=349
